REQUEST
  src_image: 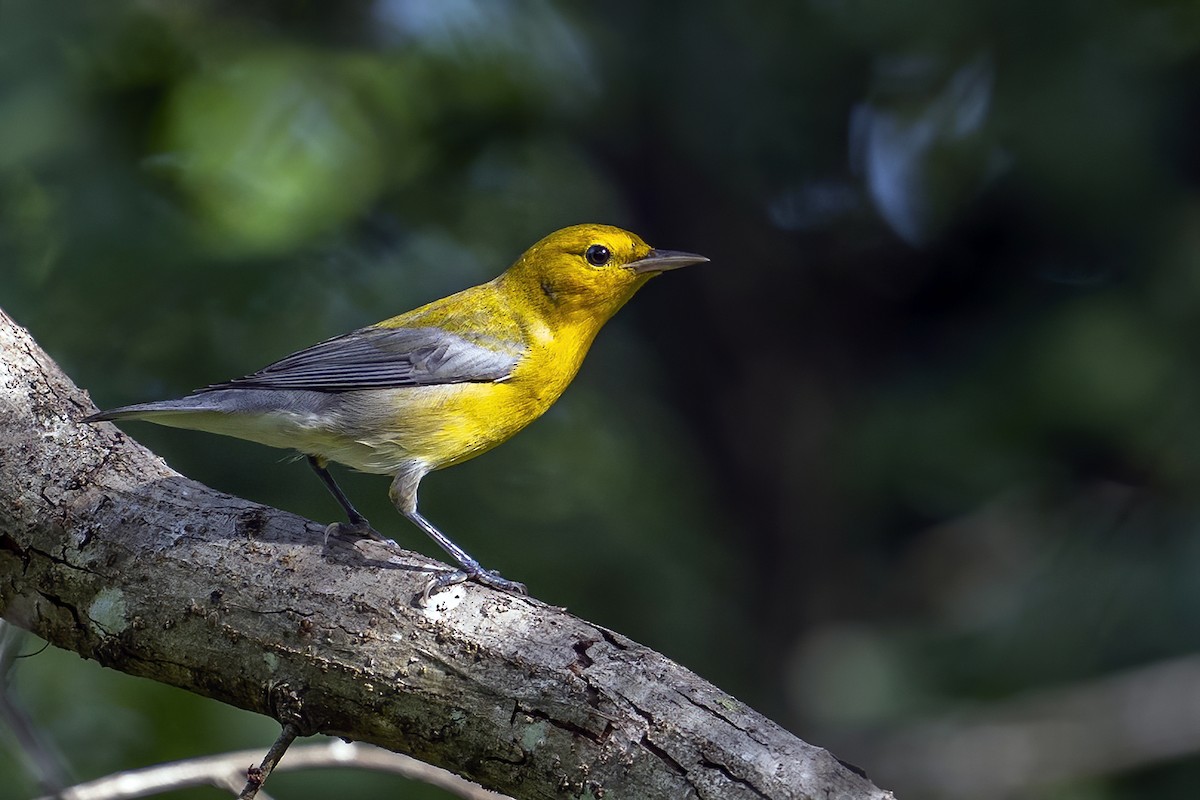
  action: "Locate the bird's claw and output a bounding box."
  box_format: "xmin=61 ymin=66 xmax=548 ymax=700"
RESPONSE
xmin=323 ymin=519 xmax=394 ymax=548
xmin=420 ymin=567 xmax=527 ymax=605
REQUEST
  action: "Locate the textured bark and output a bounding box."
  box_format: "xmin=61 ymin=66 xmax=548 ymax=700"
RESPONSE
xmin=0 ymin=307 xmax=892 ymax=800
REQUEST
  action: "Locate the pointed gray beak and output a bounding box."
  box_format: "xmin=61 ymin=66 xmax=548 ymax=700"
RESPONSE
xmin=630 ymin=249 xmax=710 ymax=274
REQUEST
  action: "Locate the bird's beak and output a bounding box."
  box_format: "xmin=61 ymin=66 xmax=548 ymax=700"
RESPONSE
xmin=630 ymin=249 xmax=710 ymax=274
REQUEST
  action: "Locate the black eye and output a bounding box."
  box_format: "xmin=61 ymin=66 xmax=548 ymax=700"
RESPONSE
xmin=585 ymin=244 xmax=611 ymax=266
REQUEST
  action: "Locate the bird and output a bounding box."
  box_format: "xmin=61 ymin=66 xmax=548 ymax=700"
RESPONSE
xmin=84 ymin=224 xmax=708 ymax=600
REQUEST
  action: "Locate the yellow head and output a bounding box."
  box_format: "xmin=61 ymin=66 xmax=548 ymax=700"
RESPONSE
xmin=501 ymin=224 xmax=708 ymax=325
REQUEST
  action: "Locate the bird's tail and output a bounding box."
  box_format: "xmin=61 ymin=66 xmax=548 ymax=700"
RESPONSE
xmin=82 ymin=396 xmax=236 ymax=423
xmin=81 ymin=389 xmax=343 ymax=456
xmin=81 ymin=390 xmax=388 ymax=471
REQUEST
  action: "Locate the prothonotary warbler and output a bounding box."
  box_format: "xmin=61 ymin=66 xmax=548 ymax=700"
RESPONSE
xmin=85 ymin=224 xmax=708 ymax=600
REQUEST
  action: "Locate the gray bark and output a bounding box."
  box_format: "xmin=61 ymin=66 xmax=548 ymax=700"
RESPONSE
xmin=0 ymin=307 xmax=893 ymax=800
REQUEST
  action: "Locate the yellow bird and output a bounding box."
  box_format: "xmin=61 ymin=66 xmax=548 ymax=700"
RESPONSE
xmin=85 ymin=224 xmax=708 ymax=599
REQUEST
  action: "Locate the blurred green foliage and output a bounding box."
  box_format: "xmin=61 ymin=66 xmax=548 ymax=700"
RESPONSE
xmin=6 ymin=0 xmax=1200 ymax=797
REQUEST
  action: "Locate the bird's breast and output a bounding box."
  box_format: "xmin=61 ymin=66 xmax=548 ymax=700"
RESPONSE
xmin=328 ymin=322 xmax=599 ymax=473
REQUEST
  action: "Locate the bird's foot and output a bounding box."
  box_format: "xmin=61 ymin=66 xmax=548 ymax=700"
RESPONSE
xmin=420 ymin=566 xmax=527 ymax=605
xmin=323 ymin=518 xmax=395 ymax=548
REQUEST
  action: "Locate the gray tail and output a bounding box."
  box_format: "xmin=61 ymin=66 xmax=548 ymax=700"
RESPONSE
xmin=82 ymin=397 xmax=222 ymax=423
xmin=82 ymin=389 xmax=330 ymax=424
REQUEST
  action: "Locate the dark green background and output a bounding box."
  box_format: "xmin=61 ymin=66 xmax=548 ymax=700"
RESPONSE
xmin=5 ymin=1 xmax=1200 ymax=797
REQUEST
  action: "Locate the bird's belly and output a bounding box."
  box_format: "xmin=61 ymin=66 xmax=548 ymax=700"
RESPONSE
xmin=333 ymin=381 xmax=557 ymax=474
xmin=156 ymin=408 xmax=400 ymax=475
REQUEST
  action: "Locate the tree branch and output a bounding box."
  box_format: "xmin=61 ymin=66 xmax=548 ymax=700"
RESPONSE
xmin=237 ymin=723 xmax=299 ymax=800
xmin=852 ymin=652 xmax=1200 ymax=798
xmin=0 ymin=307 xmax=891 ymax=800
xmin=0 ymin=622 xmax=72 ymax=794
xmin=37 ymin=740 xmax=508 ymax=800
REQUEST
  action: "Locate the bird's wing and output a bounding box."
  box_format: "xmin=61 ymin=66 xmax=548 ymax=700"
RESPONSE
xmin=200 ymin=326 xmax=522 ymax=393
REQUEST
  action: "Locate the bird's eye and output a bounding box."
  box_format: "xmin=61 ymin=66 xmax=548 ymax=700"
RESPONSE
xmin=585 ymin=244 xmax=612 ymax=266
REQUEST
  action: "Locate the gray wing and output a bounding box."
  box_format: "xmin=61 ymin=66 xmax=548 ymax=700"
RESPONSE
xmin=199 ymin=326 xmax=522 ymax=393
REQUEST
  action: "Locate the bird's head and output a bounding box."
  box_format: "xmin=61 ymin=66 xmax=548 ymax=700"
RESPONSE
xmin=504 ymin=223 xmax=708 ymax=324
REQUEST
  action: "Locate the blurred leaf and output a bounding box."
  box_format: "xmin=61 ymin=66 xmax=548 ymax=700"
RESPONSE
xmin=160 ymin=51 xmax=390 ymax=256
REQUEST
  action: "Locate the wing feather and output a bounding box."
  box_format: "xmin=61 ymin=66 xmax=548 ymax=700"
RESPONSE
xmin=199 ymin=326 xmax=521 ymax=393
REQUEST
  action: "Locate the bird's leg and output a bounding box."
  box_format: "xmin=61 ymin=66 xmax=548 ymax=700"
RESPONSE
xmin=389 ymin=470 xmax=528 ymax=602
xmin=306 ymin=456 xmax=392 ymax=546
xmin=405 ymin=508 xmax=529 ymax=601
